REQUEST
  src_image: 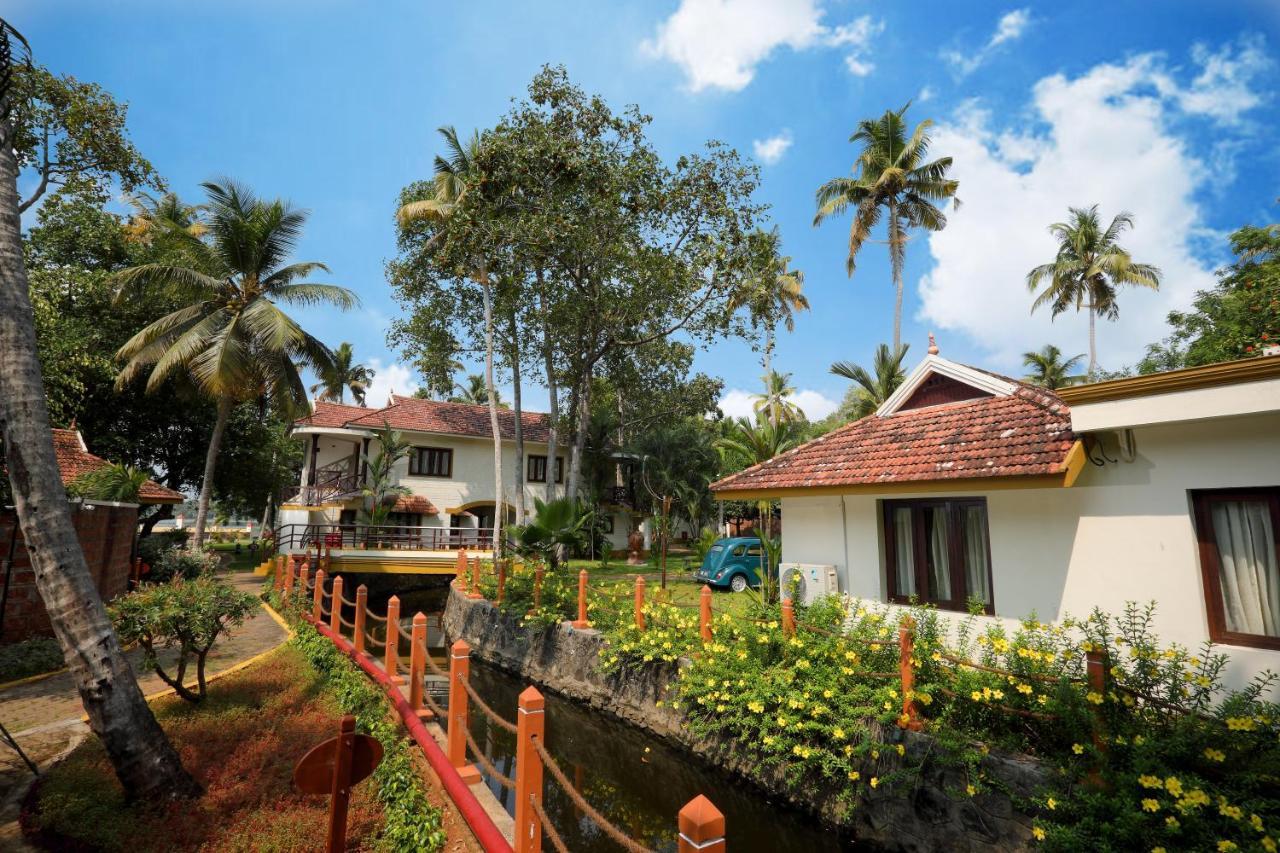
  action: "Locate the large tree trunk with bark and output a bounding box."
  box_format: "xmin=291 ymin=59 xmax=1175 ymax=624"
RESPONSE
xmin=507 ymin=313 xmax=525 ymax=525
xmin=539 ymin=287 xmax=559 ymax=503
xmin=565 ymin=361 xmax=592 ymax=506
xmin=0 ymin=107 xmax=199 ymax=801
xmin=191 ymin=395 xmax=232 ymax=548
xmin=1087 ymin=303 xmax=1098 ymax=378
xmin=480 ymin=276 xmax=504 ymax=555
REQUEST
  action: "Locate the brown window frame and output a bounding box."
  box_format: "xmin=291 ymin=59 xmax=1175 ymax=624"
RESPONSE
xmin=1191 ymin=487 xmax=1280 ymax=651
xmin=408 ymin=446 xmax=452 ymax=478
xmin=882 ymin=498 xmax=995 ymax=614
xmin=526 ymin=454 xmax=563 ymax=484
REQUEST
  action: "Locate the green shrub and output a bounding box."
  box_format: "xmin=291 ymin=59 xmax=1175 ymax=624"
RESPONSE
xmin=137 ymin=529 xmax=189 ymax=566
xmin=109 ymin=576 xmax=257 ymax=702
xmin=149 ymin=547 xmax=220 ymax=583
xmin=291 ymin=625 xmax=446 ymax=851
xmin=0 ymin=636 xmax=64 ymax=682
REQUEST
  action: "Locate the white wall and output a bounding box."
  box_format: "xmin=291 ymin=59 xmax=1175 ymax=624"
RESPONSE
xmin=780 ymin=412 xmax=1280 ymax=691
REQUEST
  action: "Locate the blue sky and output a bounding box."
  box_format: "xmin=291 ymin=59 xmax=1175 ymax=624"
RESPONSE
xmin=15 ymin=0 xmax=1280 ymax=418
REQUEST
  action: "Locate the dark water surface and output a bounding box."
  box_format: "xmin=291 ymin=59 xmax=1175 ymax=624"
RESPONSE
xmin=373 ymin=581 xmax=854 ymax=852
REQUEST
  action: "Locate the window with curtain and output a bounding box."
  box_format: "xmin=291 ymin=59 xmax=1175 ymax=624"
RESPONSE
xmin=408 ymin=447 xmax=452 ymax=478
xmin=1192 ymin=489 xmax=1280 ymax=650
xmin=883 ymin=498 xmax=993 ymax=612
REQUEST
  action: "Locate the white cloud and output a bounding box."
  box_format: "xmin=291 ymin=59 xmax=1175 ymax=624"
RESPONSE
xmin=718 ymin=388 xmax=838 ymax=421
xmin=942 ymin=7 xmax=1031 ymax=76
xmin=917 ymin=40 xmax=1269 ymax=372
xmin=752 ymin=129 xmax=794 ymax=165
xmin=640 ymin=0 xmax=882 ymax=92
xmin=362 ymin=359 xmax=419 ymax=408
xmin=917 ymin=85 xmax=936 ymax=103
xmin=1154 ymin=35 xmax=1272 ymax=124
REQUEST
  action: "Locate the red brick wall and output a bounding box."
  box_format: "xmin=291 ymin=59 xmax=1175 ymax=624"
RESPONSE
xmin=0 ymin=503 xmax=138 ymax=644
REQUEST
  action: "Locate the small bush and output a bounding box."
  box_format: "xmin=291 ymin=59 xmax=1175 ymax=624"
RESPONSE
xmin=137 ymin=529 xmax=190 ymax=566
xmin=109 ymin=576 xmax=257 ymax=702
xmin=149 ymin=547 xmax=220 ymax=583
xmin=0 ymin=636 xmax=64 ymax=682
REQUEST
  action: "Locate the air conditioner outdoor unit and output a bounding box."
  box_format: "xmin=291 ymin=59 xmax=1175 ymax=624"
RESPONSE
xmin=778 ymin=563 xmax=839 ymax=606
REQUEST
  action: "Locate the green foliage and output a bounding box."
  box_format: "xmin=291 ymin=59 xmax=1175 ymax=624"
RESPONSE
xmin=0 ymin=635 xmax=64 ymax=682
xmin=310 ymin=341 xmax=376 ymax=406
xmin=507 ymin=498 xmax=593 ymax=570
xmin=291 ymin=626 xmax=446 ymax=851
xmin=358 ymin=424 xmax=411 ymax=525
xmin=1023 ymin=345 xmax=1087 ymax=390
xmin=830 ymin=342 xmax=910 ymax=421
xmin=1141 ymin=222 xmax=1280 ymax=372
xmin=66 ymin=462 xmax=147 ymax=502
xmin=136 ymin=529 xmax=190 ymax=565
xmin=109 ymin=576 xmax=256 ymax=703
xmin=148 ymin=547 xmax=220 ymax=583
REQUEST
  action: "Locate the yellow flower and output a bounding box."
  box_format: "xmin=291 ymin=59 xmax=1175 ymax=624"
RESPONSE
xmin=870 ymin=777 xmax=879 ymax=788
xmin=848 ymin=770 xmax=860 ymax=780
xmin=1086 ymin=691 xmax=1104 ymax=705
xmin=1017 ymin=683 xmax=1034 ymax=695
xmin=896 ymin=744 xmax=905 ymax=756
xmin=1250 ymin=814 xmax=1264 ymax=832
xmin=1262 ymin=838 xmax=1276 ymax=853
xmin=1046 ymin=798 xmax=1057 ymax=811
xmin=971 ymin=690 xmax=983 ymax=702
xmin=1072 ymin=743 xmax=1085 ymax=755
xmin=1165 ymin=816 xmax=1178 ymax=828
xmin=1138 ymin=775 xmax=1163 ymax=789
xmin=1226 ymin=716 xmax=1256 ymax=731
xmin=1217 ymin=842 xmax=1238 ymax=852
xmin=966 ymin=784 xmax=976 ymax=796
xmin=1219 ymin=804 xmax=1243 ymax=820
xmin=1152 ymin=848 xmax=1167 ymax=853
xmin=1032 ymin=826 xmax=1046 ymax=841
xmin=1164 ymin=777 xmax=1183 ymax=797
xmin=832 ymin=727 xmax=846 ymax=740
xmin=1141 ymin=798 xmax=1160 ymax=812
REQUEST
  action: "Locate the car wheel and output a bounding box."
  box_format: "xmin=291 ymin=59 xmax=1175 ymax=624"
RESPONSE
xmin=729 ymin=574 xmax=748 ymax=593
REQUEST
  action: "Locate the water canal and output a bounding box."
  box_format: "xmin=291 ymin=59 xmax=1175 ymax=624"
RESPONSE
xmin=366 ymin=580 xmax=855 ymax=852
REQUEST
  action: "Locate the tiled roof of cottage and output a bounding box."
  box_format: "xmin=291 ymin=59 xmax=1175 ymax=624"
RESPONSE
xmin=51 ymin=429 xmax=184 ymax=504
xmin=711 ymin=383 xmax=1076 ymax=494
xmin=391 ymin=495 xmax=439 ymax=515
xmin=298 ymin=397 xmax=551 ymax=442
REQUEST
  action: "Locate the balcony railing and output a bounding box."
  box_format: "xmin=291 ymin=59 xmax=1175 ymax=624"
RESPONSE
xmin=282 ymin=472 xmax=362 ymax=506
xmin=604 ymin=485 xmax=636 ymax=507
xmin=274 ymin=523 xmax=496 ymax=553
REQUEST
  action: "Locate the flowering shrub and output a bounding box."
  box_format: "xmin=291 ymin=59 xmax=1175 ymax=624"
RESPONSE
xmin=149 ymin=547 xmax=221 ymax=582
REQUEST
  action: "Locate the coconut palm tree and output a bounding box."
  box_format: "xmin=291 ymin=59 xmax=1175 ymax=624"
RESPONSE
xmin=715 ymin=415 xmax=803 ymax=544
xmin=397 ymin=126 xmax=507 ymax=554
xmin=814 ymin=104 xmax=959 ymax=352
xmin=730 ymin=228 xmax=809 ymax=373
xmin=311 ymin=341 xmax=375 ymax=405
xmin=830 ymin=343 xmax=910 ymax=420
xmin=752 ymin=369 xmax=803 ymax=425
xmin=123 ymin=191 xmax=206 ymax=244
xmin=1022 ymin=345 xmax=1086 ymax=390
xmin=112 ymin=179 xmax=357 ymax=547
xmin=448 ymin=372 xmax=503 ymax=407
xmin=1026 ymin=205 xmax=1162 ymax=377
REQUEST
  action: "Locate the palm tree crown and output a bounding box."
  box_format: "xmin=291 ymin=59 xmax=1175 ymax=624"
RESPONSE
xmin=831 ymin=343 xmax=910 ymax=421
xmin=1022 ymin=345 xmax=1086 ymax=390
xmin=730 ymin=228 xmax=810 ymax=371
xmin=396 ymin=126 xmax=480 ymax=228
xmin=751 ymin=369 xmax=803 ymax=425
xmin=1026 ymin=205 xmax=1161 ymax=376
xmin=311 ymin=342 xmax=375 ymax=406
xmin=448 ymin=373 xmax=504 ymax=407
xmin=814 ymin=104 xmax=959 ymax=351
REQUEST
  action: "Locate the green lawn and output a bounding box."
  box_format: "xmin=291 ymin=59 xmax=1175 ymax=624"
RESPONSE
xmin=207 ymin=540 xmax=270 ymax=573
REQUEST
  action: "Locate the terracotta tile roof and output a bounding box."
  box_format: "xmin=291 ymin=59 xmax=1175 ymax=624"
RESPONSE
xmin=296 ymin=400 xmax=372 ymax=429
xmin=711 ymin=385 xmax=1076 ymax=494
xmin=392 ymin=495 xmax=439 ymax=515
xmin=51 ymin=429 xmax=184 ymax=504
xmin=331 ymin=397 xmax=551 ymax=442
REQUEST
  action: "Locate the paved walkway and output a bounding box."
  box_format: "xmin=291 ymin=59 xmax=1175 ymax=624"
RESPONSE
xmin=0 ymin=572 xmax=289 ymax=847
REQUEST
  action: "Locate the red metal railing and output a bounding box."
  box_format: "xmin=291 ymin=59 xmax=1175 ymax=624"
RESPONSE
xmin=274 ymin=523 xmax=496 ymax=553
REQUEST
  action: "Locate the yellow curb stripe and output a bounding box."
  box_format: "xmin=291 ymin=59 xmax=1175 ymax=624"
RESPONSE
xmin=0 ymin=666 xmax=69 ymax=692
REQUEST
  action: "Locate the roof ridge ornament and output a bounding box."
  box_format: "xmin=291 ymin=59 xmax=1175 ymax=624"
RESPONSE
xmin=927 ymin=333 xmax=939 ymax=356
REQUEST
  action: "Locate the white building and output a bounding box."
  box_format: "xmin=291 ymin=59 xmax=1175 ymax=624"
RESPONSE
xmin=710 ymin=351 xmax=1280 ymax=689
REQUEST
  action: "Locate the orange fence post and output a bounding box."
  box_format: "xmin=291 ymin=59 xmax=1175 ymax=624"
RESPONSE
xmin=514 ymin=686 xmax=546 ymax=853
xmin=330 ymin=575 xmax=344 ymax=635
xmin=497 ymin=560 xmax=507 ymax=604
xmin=533 ymin=563 xmax=544 ymax=611
xmin=312 ymin=568 xmax=326 ymax=622
xmin=447 ymin=640 xmax=481 ymax=783
xmin=385 ymin=596 xmax=403 ymax=684
xmin=455 ymin=548 xmax=468 ymax=587
xmin=409 ymin=612 xmax=427 ymax=716
xmin=572 ymin=569 xmax=589 ymax=629
xmin=898 ymin=617 xmax=924 ymax=731
xmin=274 ymin=555 xmax=284 ymax=590
xmin=678 ymin=795 xmax=725 ymax=853
xmin=1086 ymin=647 xmax=1110 ymax=754
xmin=467 ymin=557 xmax=482 ymax=599
xmin=634 ymin=576 xmax=646 ymax=631
xmin=353 ymin=585 xmax=368 ymax=657
xmin=298 ymin=560 xmax=310 ymax=604
xmin=699 ymin=585 xmax=713 ymax=642
xmin=283 ymin=558 xmax=296 ymax=601
xmin=781 ymin=597 xmax=795 ymax=638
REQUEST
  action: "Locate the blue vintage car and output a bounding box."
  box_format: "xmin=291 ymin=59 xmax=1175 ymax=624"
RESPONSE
xmin=694 ymin=537 xmax=764 ymax=592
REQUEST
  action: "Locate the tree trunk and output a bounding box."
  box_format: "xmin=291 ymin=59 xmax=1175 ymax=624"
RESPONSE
xmin=191 ymin=396 xmax=232 ymax=549
xmin=481 ymin=276 xmax=504 ymax=556
xmin=1087 ymin=303 xmax=1098 ymax=378
xmin=888 ymin=203 xmax=904 ymax=354
xmin=565 ymin=363 xmax=592 ymax=507
xmin=0 ymin=106 xmax=199 ymax=800
xmin=539 ymin=286 xmax=559 ymax=504
xmin=508 ymin=313 xmax=526 ymax=525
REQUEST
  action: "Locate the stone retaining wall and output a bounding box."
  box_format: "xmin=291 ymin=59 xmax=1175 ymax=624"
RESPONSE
xmin=444 ymin=585 xmax=1049 ymax=852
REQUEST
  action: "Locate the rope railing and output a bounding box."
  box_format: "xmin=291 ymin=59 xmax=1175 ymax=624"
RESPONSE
xmin=938 ymin=651 xmax=1084 ymax=685
xmin=460 ymin=675 xmax=518 ymax=735
xmin=936 ymin=685 xmax=1061 ymax=721
xmin=530 ymin=735 xmax=655 ymax=853
xmin=363 ymin=630 xmax=386 ymax=649
xmin=529 ymin=796 xmax=571 ymax=853
xmin=463 ymin=725 xmax=516 ymax=790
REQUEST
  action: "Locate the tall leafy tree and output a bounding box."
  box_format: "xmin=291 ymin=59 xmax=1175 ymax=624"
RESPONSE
xmin=310 ymin=341 xmax=375 ymax=405
xmin=113 ymin=179 xmax=357 ymax=546
xmin=752 ymin=369 xmax=803 ymax=425
xmin=730 ymin=227 xmax=809 ymax=374
xmin=830 ymin=343 xmax=910 ymax=420
xmin=1026 ymin=205 xmax=1161 ymax=377
xmin=1141 ymin=221 xmax=1280 ymax=372
xmin=814 ymin=104 xmax=959 ymax=351
xmin=0 ymin=20 xmax=199 ymax=799
xmin=1022 ymin=345 xmax=1086 ymax=390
